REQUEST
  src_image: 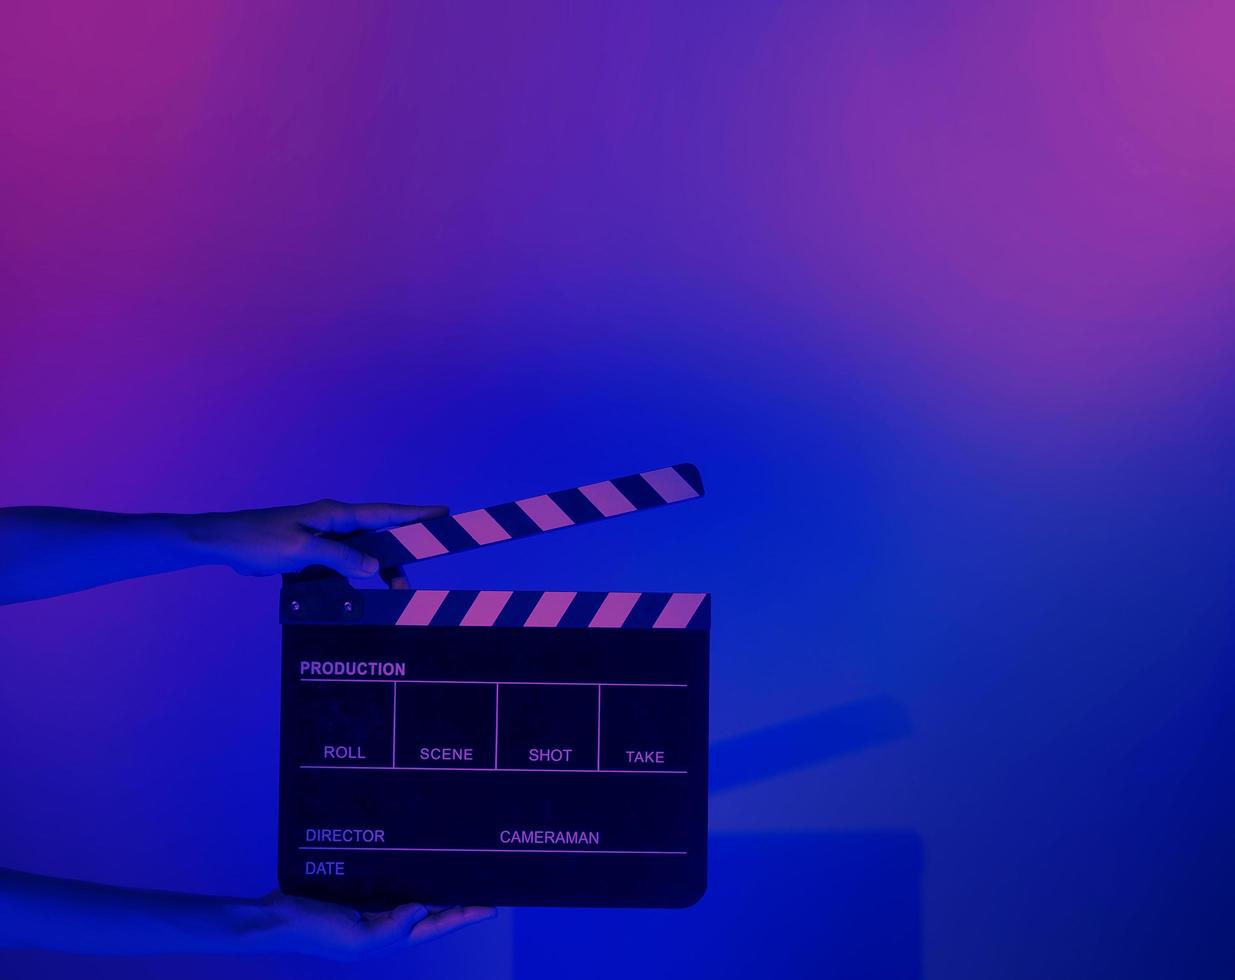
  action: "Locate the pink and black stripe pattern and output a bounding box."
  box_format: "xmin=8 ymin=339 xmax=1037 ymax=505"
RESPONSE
xmin=393 ymin=590 xmax=708 ymax=629
xmin=282 ymin=589 xmax=709 ymax=629
xmin=349 ymin=463 xmax=704 ymax=569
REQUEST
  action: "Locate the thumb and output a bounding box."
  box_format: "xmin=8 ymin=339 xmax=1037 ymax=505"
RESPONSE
xmin=301 ymin=537 xmax=380 ymax=578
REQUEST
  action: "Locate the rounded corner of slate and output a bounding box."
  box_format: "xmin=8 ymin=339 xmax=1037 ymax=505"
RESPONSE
xmin=671 ymin=872 xmax=709 ymax=909
xmin=674 ymin=462 xmax=705 ymax=497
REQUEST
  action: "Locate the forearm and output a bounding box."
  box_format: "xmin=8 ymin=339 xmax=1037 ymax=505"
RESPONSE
xmin=0 ymin=507 xmax=212 ymax=605
xmin=0 ymin=498 xmax=443 ymax=605
xmin=0 ymin=867 xmax=278 ymax=956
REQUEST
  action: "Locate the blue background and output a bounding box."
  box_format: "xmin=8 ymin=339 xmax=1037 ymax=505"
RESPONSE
xmin=2 ymin=2 xmax=1234 ymax=977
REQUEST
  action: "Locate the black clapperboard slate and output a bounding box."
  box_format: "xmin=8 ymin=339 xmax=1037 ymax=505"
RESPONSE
xmin=278 ymin=465 xmax=709 ymax=908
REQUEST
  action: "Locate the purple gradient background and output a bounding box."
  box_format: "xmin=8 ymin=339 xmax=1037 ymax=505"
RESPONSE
xmin=2 ymin=2 xmax=1234 ymax=977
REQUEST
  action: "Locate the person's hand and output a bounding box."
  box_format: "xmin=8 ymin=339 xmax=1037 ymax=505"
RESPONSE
xmin=255 ymin=891 xmax=496 ymax=960
xmin=0 ymin=867 xmax=495 ymax=958
xmin=190 ymin=500 xmax=447 ymax=580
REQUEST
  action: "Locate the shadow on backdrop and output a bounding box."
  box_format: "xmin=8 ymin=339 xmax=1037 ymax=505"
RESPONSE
xmin=513 ymin=698 xmax=921 ymax=979
xmin=512 ymin=833 xmax=923 ymax=980
xmin=709 ymin=696 xmax=912 ymax=792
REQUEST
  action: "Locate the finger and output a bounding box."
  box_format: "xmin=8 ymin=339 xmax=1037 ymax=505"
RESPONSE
xmin=409 ymin=906 xmax=497 ymax=945
xmin=300 ymin=536 xmax=380 ymax=578
xmin=380 ymin=565 xmax=410 ymax=590
xmin=310 ymin=502 xmax=450 ymax=534
xmin=362 ymin=902 xmax=430 ymax=946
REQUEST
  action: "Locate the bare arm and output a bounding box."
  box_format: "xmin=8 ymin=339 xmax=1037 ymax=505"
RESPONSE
xmin=0 ymin=500 xmax=446 ymax=605
xmin=0 ymin=868 xmax=494 ymax=958
xmin=0 ymin=496 xmax=502 ymax=957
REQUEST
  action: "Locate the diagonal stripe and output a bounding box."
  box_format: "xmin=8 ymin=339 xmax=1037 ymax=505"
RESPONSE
xmin=589 ymin=592 xmax=642 ymax=628
xmin=652 ymin=593 xmax=707 ymax=629
xmin=391 ymin=522 xmax=450 ymax=560
xmin=524 ymin=591 xmax=577 ymax=627
xmin=396 ymin=589 xmax=449 ymax=626
xmin=516 ymin=494 xmax=574 ymax=531
xmin=461 ymin=590 xmax=513 ymax=627
xmin=624 ymin=592 xmax=671 ymax=629
xmin=452 ymin=508 xmax=512 ymax=546
xmin=431 ymin=589 xmax=477 ymax=626
xmin=423 ymin=515 xmax=476 ymax=553
xmin=494 ymin=591 xmax=542 ymax=627
xmin=550 ymin=488 xmax=602 ymax=524
xmin=612 ymin=473 xmax=663 ymax=509
xmin=641 ymin=466 xmax=701 ymax=504
xmin=558 ymin=591 xmax=606 ymax=628
xmin=486 ymin=500 xmax=541 ymax=539
xmin=579 ymin=480 xmax=637 ymax=517
xmin=684 ymin=594 xmax=710 ymax=629
xmin=672 ymin=462 xmax=705 ymax=496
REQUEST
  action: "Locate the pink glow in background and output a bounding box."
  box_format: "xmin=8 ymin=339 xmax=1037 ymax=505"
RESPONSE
xmin=2 ymin=3 xmax=1234 ymax=978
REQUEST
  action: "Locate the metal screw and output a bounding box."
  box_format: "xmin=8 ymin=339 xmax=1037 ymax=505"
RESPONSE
xmin=290 ymin=600 xmax=301 ymax=613
xmin=343 ymin=601 xmax=354 ymax=613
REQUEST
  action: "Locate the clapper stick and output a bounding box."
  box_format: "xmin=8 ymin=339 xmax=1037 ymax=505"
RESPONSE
xmin=345 ymin=463 xmax=704 ymax=570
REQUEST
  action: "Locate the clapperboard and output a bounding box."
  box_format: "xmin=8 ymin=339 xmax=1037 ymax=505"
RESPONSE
xmin=278 ymin=464 xmax=709 ymax=908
